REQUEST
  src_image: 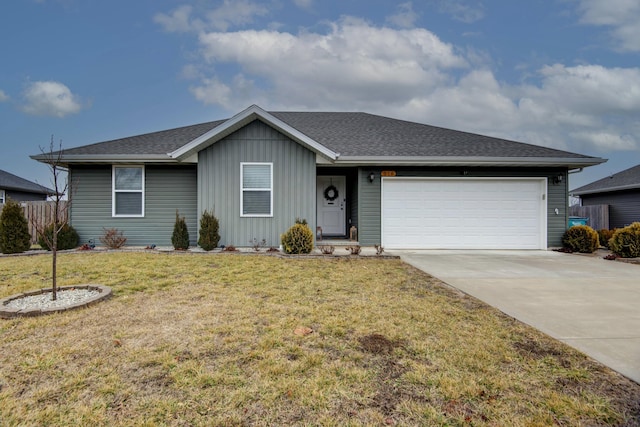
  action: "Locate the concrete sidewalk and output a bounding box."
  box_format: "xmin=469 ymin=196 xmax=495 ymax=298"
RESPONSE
xmin=393 ymin=250 xmax=640 ymax=384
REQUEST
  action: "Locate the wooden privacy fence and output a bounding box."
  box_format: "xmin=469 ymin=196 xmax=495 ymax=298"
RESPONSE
xmin=0 ymin=201 xmax=69 ymax=244
xmin=569 ymin=204 xmax=609 ymax=231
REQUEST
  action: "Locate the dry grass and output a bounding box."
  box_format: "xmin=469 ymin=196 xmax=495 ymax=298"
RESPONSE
xmin=1 ymin=252 xmax=638 ymax=426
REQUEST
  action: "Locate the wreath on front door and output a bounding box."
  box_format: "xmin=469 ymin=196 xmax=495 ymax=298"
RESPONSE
xmin=323 ymin=185 xmax=339 ymax=201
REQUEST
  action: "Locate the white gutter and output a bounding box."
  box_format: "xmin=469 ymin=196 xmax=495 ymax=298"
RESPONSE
xmin=333 ymin=156 xmax=606 ymax=167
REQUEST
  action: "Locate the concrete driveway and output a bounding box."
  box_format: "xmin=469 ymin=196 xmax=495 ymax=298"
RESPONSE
xmin=393 ymin=250 xmax=640 ymax=384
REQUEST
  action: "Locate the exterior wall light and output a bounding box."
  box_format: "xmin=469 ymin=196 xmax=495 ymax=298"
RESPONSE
xmin=368 ymin=172 xmax=375 ymax=183
xmin=553 ymin=174 xmax=563 ymax=184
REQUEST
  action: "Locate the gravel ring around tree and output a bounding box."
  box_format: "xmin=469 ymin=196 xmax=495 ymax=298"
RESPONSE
xmin=0 ymin=285 xmax=112 ymax=319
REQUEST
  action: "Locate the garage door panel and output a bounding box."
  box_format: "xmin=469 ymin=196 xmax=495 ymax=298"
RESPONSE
xmin=382 ymin=178 xmax=545 ymax=249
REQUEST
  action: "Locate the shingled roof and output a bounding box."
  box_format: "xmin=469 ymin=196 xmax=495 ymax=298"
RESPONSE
xmin=32 ymin=105 xmax=605 ymax=168
xmin=571 ymin=164 xmax=640 ymax=195
xmin=0 ymin=169 xmax=53 ymax=195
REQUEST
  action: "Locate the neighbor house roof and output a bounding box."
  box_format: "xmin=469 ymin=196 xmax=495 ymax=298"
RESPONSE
xmin=571 ymin=164 xmax=640 ymax=196
xmin=32 ymin=104 xmax=605 ymax=168
xmin=0 ymin=169 xmax=53 ymax=195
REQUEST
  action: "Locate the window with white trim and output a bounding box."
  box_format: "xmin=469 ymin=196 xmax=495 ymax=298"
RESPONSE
xmin=0 ymin=189 xmax=5 ymax=204
xmin=112 ymin=166 xmax=144 ymax=217
xmin=241 ymin=163 xmax=272 ymax=217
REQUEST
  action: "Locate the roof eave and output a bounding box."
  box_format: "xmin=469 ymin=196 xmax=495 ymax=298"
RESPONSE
xmin=571 ymin=183 xmax=640 ymax=196
xmin=0 ymin=185 xmax=53 ymax=195
xmin=31 ymin=154 xmax=176 ymax=166
xmin=334 ymin=156 xmax=607 ymax=167
xmin=168 ymin=104 xmax=338 ymax=161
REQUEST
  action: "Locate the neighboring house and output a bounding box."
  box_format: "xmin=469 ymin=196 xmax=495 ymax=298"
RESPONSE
xmin=32 ymin=105 xmax=605 ymax=249
xmin=571 ymin=164 xmax=640 ymax=229
xmin=0 ymin=169 xmax=53 ymax=204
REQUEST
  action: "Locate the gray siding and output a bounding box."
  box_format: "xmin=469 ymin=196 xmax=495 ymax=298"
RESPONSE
xmin=582 ymin=190 xmax=640 ymax=228
xmin=358 ymin=167 xmax=568 ymax=247
xmin=70 ymin=165 xmax=197 ymax=246
xmin=4 ymin=190 xmax=48 ymax=202
xmin=198 ymin=120 xmax=316 ymax=247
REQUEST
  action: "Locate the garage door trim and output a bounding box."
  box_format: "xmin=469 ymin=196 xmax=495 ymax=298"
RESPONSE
xmin=381 ymin=177 xmax=548 ymax=249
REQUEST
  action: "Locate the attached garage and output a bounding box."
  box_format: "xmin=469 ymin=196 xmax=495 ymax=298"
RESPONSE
xmin=381 ymin=177 xmax=547 ymax=249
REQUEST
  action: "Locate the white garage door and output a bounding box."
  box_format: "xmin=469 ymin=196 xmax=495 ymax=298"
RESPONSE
xmin=382 ymin=178 xmax=546 ymax=249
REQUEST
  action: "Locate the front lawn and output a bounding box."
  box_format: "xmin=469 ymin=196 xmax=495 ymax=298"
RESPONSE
xmin=1 ymin=252 xmax=638 ymax=426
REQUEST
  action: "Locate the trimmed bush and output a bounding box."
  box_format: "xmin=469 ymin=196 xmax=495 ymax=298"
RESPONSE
xmin=561 ymin=225 xmax=599 ymax=253
xmin=198 ymin=210 xmax=220 ymax=251
xmin=172 ymin=210 xmax=190 ymax=250
xmin=598 ymin=229 xmax=616 ymax=249
xmin=0 ymin=199 xmax=31 ymax=254
xmin=609 ymin=222 xmax=640 ymax=258
xmin=281 ymin=221 xmax=314 ymax=254
xmin=38 ymin=223 xmax=79 ymax=251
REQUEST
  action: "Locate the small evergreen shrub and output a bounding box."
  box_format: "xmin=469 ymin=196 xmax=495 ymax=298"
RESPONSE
xmin=0 ymin=199 xmax=31 ymax=254
xmin=172 ymin=210 xmax=190 ymax=250
xmin=38 ymin=223 xmax=79 ymax=251
xmin=609 ymin=222 xmax=640 ymax=258
xmin=598 ymin=229 xmax=616 ymax=249
xmin=100 ymin=227 xmax=127 ymax=249
xmin=198 ymin=210 xmax=220 ymax=251
xmin=561 ymin=225 xmax=599 ymax=253
xmin=281 ymin=221 xmax=313 ymax=254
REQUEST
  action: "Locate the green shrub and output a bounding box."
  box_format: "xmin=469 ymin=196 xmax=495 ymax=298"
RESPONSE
xmin=198 ymin=210 xmax=220 ymax=251
xmin=0 ymin=199 xmax=31 ymax=254
xmin=281 ymin=221 xmax=313 ymax=254
xmin=598 ymin=229 xmax=616 ymax=249
xmin=38 ymin=223 xmax=79 ymax=251
xmin=609 ymin=222 xmax=640 ymax=258
xmin=172 ymin=210 xmax=190 ymax=250
xmin=562 ymin=225 xmax=599 ymax=253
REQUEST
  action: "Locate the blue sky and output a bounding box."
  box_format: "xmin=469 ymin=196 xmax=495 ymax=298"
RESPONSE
xmin=1 ymin=0 xmax=639 ymax=191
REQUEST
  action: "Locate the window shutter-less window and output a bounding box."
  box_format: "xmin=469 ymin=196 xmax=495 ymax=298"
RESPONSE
xmin=113 ymin=166 xmax=144 ymax=217
xmin=241 ymin=163 xmax=272 ymax=216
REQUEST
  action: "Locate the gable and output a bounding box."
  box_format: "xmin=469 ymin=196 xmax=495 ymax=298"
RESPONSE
xmin=169 ymin=105 xmax=338 ymax=162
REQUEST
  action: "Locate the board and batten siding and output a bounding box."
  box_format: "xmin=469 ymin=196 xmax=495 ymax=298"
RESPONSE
xmin=198 ymin=120 xmax=316 ymax=247
xmin=69 ymin=165 xmax=197 ymax=246
xmin=358 ymin=167 xmax=568 ymax=247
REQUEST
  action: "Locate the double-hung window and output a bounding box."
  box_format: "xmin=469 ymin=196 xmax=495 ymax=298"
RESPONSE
xmin=241 ymin=163 xmax=272 ymax=217
xmin=0 ymin=189 xmax=5 ymax=204
xmin=113 ymin=166 xmax=144 ymax=217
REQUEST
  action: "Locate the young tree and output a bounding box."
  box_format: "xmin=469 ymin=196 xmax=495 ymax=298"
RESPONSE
xmin=34 ymin=136 xmax=72 ymax=301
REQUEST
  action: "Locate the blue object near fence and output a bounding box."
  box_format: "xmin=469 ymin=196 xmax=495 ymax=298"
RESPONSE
xmin=568 ymin=216 xmax=589 ymax=227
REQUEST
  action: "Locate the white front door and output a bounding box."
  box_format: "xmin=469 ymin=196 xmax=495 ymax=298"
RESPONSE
xmin=317 ymin=176 xmax=346 ymax=236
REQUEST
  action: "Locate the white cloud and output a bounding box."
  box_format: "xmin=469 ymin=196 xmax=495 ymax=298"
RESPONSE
xmin=577 ymin=0 xmax=640 ymax=52
xmin=292 ymin=0 xmax=312 ymax=10
xmin=154 ymin=1 xmax=268 ymax=33
xmin=386 ymin=2 xmax=419 ymax=29
xmin=438 ymin=0 xmax=485 ymax=23
xmin=195 ymin=18 xmax=467 ymax=107
xmin=174 ymin=15 xmax=639 ymax=155
xmin=21 ymin=81 xmax=83 ymax=118
xmin=0 ymin=90 xmax=9 ymax=102
xmin=154 ymin=5 xmax=199 ymax=33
